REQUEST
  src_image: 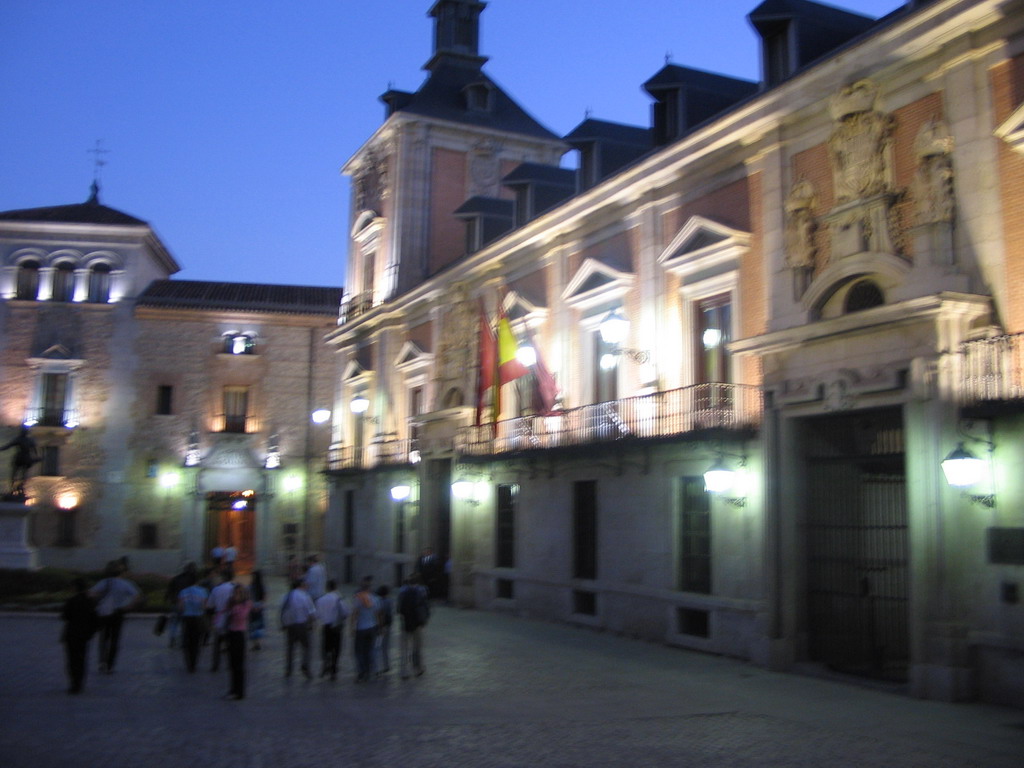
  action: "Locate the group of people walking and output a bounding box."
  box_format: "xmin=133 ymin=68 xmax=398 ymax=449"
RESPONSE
xmin=61 ymin=552 xmax=433 ymax=700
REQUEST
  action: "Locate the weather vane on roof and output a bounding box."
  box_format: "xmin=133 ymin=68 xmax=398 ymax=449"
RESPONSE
xmin=86 ymin=139 xmax=109 ymax=201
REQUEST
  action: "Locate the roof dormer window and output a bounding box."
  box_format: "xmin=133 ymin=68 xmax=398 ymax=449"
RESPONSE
xmin=464 ymin=81 xmax=493 ymax=112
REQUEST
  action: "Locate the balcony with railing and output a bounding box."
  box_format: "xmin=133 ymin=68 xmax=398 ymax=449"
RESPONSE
xmin=457 ymin=383 xmax=762 ymax=457
xmin=339 ymin=290 xmax=374 ymax=324
xmin=327 ymin=437 xmax=419 ymax=472
xmin=959 ymin=333 xmax=1024 ymax=407
xmin=23 ymin=407 xmax=79 ymax=429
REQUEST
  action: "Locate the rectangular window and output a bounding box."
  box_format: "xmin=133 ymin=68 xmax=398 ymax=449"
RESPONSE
xmin=409 ymin=386 xmax=423 ymax=442
xmin=573 ymin=480 xmax=598 ymax=580
xmin=496 ymin=483 xmax=516 ymax=568
xmin=593 ymin=331 xmax=618 ymax=403
xmin=696 ymin=295 xmax=732 ymax=384
xmin=138 ymin=523 xmax=158 ymax=549
xmin=344 ymin=489 xmax=355 ymax=548
xmin=40 ymin=373 xmax=69 ymax=427
xmin=679 ymin=477 xmax=711 ymax=594
xmin=222 ymin=386 xmax=249 ymax=433
xmin=55 ymin=510 xmax=76 ymax=547
xmin=40 ymin=446 xmax=60 ymax=477
xmin=87 ymin=265 xmax=111 ymax=303
xmin=156 ymin=385 xmax=173 ymax=416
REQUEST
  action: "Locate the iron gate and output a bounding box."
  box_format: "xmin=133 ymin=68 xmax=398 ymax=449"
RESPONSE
xmin=803 ymin=409 xmax=909 ymax=682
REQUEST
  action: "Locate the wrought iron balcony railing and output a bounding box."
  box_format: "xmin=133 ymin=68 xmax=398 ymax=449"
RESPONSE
xmin=959 ymin=333 xmax=1024 ymax=404
xmin=456 ymin=383 xmax=762 ymax=457
xmin=327 ymin=437 xmax=419 ymax=472
xmin=23 ymin=407 xmax=79 ymax=429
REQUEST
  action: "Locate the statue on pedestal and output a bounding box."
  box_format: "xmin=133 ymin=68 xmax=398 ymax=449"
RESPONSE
xmin=0 ymin=426 xmax=39 ymax=500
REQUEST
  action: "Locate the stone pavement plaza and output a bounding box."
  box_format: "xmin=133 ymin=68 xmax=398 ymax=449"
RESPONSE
xmin=1 ymin=605 xmax=1021 ymax=768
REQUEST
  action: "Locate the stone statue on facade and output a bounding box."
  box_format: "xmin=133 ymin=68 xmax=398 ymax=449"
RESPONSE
xmin=469 ymin=139 xmax=502 ymax=198
xmin=911 ymin=118 xmax=955 ymax=226
xmin=784 ymin=178 xmax=818 ymax=299
xmin=0 ymin=426 xmax=39 ymax=499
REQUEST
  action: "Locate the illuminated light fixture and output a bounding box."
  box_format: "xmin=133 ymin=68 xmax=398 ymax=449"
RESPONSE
xmin=264 ymin=451 xmax=281 ymax=469
xmin=232 ymin=499 xmax=248 ymax=510
xmin=600 ymin=353 xmax=618 ymax=371
xmin=940 ymin=443 xmax=985 ymax=488
xmin=702 ymin=328 xmax=723 ymax=349
xmin=409 ymin=450 xmax=421 ymax=464
xmin=311 ymin=408 xmax=331 ymax=424
xmin=599 ymin=308 xmax=629 ymax=345
xmin=516 ymin=345 xmax=537 ymax=367
xmin=452 ymin=480 xmax=474 ymax=500
xmin=282 ymin=475 xmax=302 ymax=493
xmin=56 ymin=492 xmax=79 ymax=510
xmin=597 ymin=308 xmax=650 ymax=365
xmin=63 ymin=412 xmax=79 ymax=429
xmin=351 ymin=395 xmax=370 ymax=414
xmin=185 ymin=448 xmax=201 ymax=467
xmin=703 ymin=456 xmax=747 ymax=507
xmin=941 ymin=442 xmax=995 ymax=508
xmin=159 ymin=471 xmax=180 ymax=488
xmin=242 ymin=489 xmax=255 ymax=497
xmin=390 ymin=484 xmax=411 ymax=502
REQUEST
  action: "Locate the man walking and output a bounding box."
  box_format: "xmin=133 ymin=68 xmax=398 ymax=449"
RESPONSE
xmin=398 ymin=573 xmax=430 ymax=679
xmin=61 ymin=577 xmax=97 ymax=694
xmin=350 ymin=576 xmax=380 ymax=682
xmin=89 ymin=560 xmax=141 ymax=674
xmin=280 ymin=579 xmax=316 ymax=679
xmin=177 ymin=573 xmax=209 ymax=673
xmin=315 ymin=579 xmax=348 ymax=681
xmin=206 ymin=568 xmax=235 ymax=672
xmin=304 ymin=553 xmax=327 ymax=602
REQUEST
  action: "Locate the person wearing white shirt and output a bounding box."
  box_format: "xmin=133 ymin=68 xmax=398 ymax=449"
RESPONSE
xmin=206 ymin=569 xmax=235 ymax=672
xmin=304 ymin=554 xmax=327 ymax=601
xmin=314 ymin=580 xmax=349 ymax=681
xmin=89 ymin=560 xmax=142 ymax=674
xmin=280 ymin=580 xmax=317 ymax=679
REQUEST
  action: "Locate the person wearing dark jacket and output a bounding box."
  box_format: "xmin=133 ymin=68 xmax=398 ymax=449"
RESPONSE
xmin=61 ymin=577 xmax=98 ymax=694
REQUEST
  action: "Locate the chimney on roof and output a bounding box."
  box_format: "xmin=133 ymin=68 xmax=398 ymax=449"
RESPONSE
xmin=425 ymin=0 xmax=489 ymax=71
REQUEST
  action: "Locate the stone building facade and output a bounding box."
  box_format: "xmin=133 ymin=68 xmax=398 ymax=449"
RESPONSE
xmin=324 ymin=0 xmax=1024 ymax=707
xmin=0 ymin=192 xmax=342 ymax=574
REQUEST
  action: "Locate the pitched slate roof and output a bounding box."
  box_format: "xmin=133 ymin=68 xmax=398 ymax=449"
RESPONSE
xmin=137 ymin=280 xmax=343 ymax=315
xmin=453 ymin=196 xmax=514 ymax=218
xmin=643 ymin=65 xmax=758 ymax=99
xmin=382 ymin=63 xmax=559 ymax=141
xmin=563 ymin=119 xmax=652 ymax=147
xmin=0 ymin=199 xmax=148 ymax=226
xmin=502 ymin=162 xmax=575 ymax=187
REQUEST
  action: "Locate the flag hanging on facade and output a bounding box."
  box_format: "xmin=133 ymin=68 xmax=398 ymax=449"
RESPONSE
xmin=522 ymin=324 xmax=559 ymax=416
xmin=497 ymin=306 xmax=530 ymax=386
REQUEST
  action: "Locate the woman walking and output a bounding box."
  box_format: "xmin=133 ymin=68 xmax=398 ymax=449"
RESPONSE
xmin=224 ymin=583 xmax=252 ymax=700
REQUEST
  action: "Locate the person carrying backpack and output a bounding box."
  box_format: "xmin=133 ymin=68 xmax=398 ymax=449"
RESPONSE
xmin=397 ymin=573 xmax=429 ymax=679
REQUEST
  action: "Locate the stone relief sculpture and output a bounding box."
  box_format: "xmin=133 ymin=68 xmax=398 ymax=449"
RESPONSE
xmin=354 ymin=146 xmax=390 ymax=211
xmin=469 ymin=139 xmax=502 ymax=198
xmin=823 ymin=80 xmax=901 ymax=260
xmin=784 ymin=178 xmax=817 ymax=299
xmin=435 ymin=282 xmax=477 ymax=410
xmin=911 ymin=118 xmax=955 ymax=225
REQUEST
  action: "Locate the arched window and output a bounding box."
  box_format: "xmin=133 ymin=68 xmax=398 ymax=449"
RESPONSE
xmin=50 ymin=262 xmax=76 ymax=302
xmin=87 ymin=263 xmax=112 ymax=303
xmin=15 ymin=260 xmax=40 ymax=300
xmin=844 ymin=280 xmax=884 ymax=313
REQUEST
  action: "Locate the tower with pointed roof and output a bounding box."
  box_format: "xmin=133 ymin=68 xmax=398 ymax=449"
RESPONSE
xmin=341 ymin=1 xmax=565 ymax=316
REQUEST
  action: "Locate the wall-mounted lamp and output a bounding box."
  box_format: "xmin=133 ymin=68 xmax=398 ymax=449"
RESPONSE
xmin=159 ymin=471 xmax=180 ymax=489
xmin=598 ymin=308 xmax=650 ymax=365
xmin=265 ymin=433 xmax=281 ymax=469
xmin=350 ymin=395 xmax=369 ymax=414
xmin=941 ymin=441 xmax=995 ymax=507
xmin=703 ymin=455 xmax=747 ymax=507
xmin=390 ymin=484 xmax=412 ymax=502
xmin=311 ymin=408 xmax=332 ymax=424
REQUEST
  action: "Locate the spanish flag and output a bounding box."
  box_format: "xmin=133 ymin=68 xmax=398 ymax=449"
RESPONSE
xmin=497 ymin=307 xmax=529 ymax=386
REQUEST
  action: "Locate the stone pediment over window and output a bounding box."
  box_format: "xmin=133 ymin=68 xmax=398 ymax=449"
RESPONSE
xmin=659 ymin=216 xmax=750 ymax=278
xmin=394 ymin=341 xmax=434 ymax=373
xmin=351 ymin=210 xmax=385 ymax=240
xmin=36 ymin=344 xmax=75 ymax=361
xmin=995 ymin=102 xmax=1024 ymax=154
xmin=562 ymin=259 xmax=634 ymax=311
xmin=503 ymin=289 xmax=548 ymax=327
xmin=343 ymin=360 xmax=371 ymax=382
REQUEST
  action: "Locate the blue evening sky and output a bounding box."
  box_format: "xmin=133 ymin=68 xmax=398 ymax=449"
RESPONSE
xmin=0 ymin=0 xmax=902 ymax=288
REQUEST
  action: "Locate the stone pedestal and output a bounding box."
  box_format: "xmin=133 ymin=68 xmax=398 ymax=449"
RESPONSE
xmin=0 ymin=500 xmax=38 ymax=569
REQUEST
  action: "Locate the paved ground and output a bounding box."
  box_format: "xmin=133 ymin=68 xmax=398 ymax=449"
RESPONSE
xmin=1 ymin=599 xmax=1022 ymax=768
